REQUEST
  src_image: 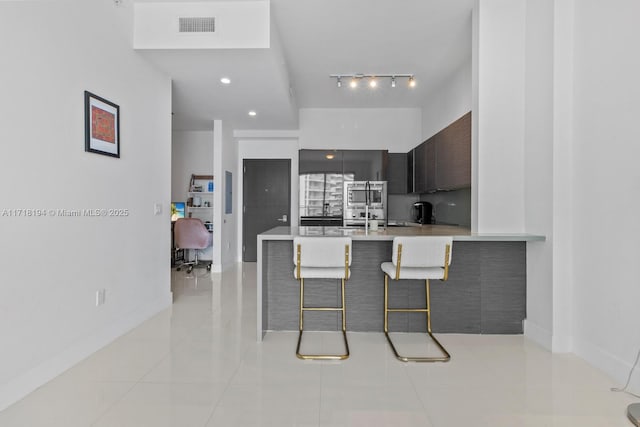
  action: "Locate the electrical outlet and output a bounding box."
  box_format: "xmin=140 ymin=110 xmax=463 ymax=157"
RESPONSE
xmin=95 ymin=289 xmax=106 ymax=306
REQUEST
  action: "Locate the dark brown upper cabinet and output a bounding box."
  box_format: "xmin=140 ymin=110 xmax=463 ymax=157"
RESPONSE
xmin=342 ymin=149 xmax=387 ymax=182
xmin=387 ymin=152 xmax=408 ymax=194
xmin=412 ymin=111 xmax=471 ymax=193
xmin=299 ymin=149 xmax=388 ymax=182
xmin=435 ymin=112 xmax=471 ymax=190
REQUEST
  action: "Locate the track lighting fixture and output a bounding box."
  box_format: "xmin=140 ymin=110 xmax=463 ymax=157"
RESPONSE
xmin=330 ymin=74 xmax=416 ymax=89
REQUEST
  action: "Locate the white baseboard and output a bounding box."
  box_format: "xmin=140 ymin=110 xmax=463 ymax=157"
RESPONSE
xmin=523 ymin=319 xmax=553 ymax=351
xmin=573 ymin=336 xmax=640 ymax=396
xmin=0 ymin=292 xmax=173 ymax=411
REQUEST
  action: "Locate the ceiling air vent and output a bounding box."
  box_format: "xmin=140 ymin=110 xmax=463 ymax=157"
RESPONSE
xmin=179 ymin=17 xmax=215 ymax=33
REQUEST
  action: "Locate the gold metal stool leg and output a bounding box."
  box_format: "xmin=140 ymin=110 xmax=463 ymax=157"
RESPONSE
xmin=384 ymin=275 xmax=450 ymax=362
xmin=296 ymin=278 xmax=350 ymax=360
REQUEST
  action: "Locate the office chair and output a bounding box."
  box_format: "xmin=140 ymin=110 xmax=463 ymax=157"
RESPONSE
xmin=173 ymin=218 xmax=212 ymax=273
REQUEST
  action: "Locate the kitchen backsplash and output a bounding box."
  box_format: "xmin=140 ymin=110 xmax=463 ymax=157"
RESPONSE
xmin=387 ymin=188 xmax=471 ymax=227
xmin=387 ymin=194 xmax=421 ymax=221
xmin=421 ymin=187 xmax=471 ymax=227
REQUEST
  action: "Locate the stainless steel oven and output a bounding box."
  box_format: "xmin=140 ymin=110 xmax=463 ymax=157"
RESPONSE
xmin=343 ymin=181 xmax=387 ymax=226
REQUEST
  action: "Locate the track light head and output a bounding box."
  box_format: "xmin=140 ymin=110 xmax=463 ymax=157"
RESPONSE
xmin=337 ymin=77 xmax=342 ymax=88
xmin=408 ymin=76 xmax=416 ymax=87
xmin=391 ymin=76 xmax=396 ymax=88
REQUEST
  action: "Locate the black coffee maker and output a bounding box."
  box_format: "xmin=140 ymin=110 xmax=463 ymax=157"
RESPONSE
xmin=412 ymin=201 xmax=433 ymax=224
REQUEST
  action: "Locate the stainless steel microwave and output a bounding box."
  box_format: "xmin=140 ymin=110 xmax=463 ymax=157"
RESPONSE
xmin=343 ymin=181 xmax=387 ymax=226
xmin=344 ymin=181 xmax=386 ymax=207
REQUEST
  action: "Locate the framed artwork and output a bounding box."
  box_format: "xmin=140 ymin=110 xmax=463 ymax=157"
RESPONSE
xmin=84 ymin=91 xmax=120 ymax=158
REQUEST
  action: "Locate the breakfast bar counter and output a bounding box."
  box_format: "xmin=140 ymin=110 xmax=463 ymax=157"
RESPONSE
xmin=257 ymin=225 xmax=545 ymax=340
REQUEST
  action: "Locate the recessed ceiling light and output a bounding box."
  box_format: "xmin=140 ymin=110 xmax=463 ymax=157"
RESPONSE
xmin=220 ymin=77 xmax=231 ymax=85
xmin=248 ymin=110 xmax=257 ymax=116
xmin=325 ymin=153 xmax=335 ymax=160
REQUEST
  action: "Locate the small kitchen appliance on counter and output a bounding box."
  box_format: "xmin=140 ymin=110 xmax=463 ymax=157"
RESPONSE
xmin=412 ymin=201 xmax=433 ymax=224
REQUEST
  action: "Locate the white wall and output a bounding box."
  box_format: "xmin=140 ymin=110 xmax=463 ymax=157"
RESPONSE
xmin=522 ymin=0 xmax=555 ymax=349
xmin=299 ymin=108 xmax=421 ymax=152
xmin=0 ymin=0 xmax=172 ymax=410
xmin=421 ymin=59 xmax=472 ymax=140
xmin=472 ymin=0 xmax=561 ymax=351
xmin=473 ymin=0 xmax=640 ymax=394
xmin=549 ymin=0 xmax=575 ymax=353
xmin=570 ymin=0 xmax=640 ymax=394
xmin=171 ymin=130 xmax=214 ymax=202
xmin=216 ymin=121 xmax=239 ymax=270
xmin=474 ymin=0 xmax=527 ymax=233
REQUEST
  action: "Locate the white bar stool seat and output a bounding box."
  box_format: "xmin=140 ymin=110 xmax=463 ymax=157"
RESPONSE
xmin=381 ymin=236 xmax=453 ymax=362
xmin=293 ymin=236 xmax=352 ymax=360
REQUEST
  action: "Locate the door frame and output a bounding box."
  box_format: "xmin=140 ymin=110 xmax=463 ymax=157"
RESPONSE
xmin=242 ymin=158 xmax=292 ymax=262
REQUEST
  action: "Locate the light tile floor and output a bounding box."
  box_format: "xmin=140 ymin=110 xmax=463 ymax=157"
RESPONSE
xmin=0 ymin=263 xmax=637 ymax=426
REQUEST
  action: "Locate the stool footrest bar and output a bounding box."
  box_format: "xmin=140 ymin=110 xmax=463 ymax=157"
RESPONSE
xmin=296 ymin=330 xmax=350 ymax=360
xmin=384 ymin=331 xmax=450 ymax=362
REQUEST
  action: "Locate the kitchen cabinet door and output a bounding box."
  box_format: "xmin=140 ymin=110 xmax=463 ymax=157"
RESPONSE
xmin=387 ymin=152 xmax=408 ymax=194
xmin=434 ymin=112 xmax=471 ymax=190
xmin=426 ymin=140 xmax=437 ymax=191
xmin=342 ymin=149 xmax=387 ymax=181
xmin=413 ymin=140 xmax=435 ymax=193
xmin=407 ymin=149 xmax=414 ymax=193
xmin=413 ymin=142 xmax=427 ymax=193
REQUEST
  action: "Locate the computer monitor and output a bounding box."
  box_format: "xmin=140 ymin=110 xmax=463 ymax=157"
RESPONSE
xmin=171 ymin=202 xmax=185 ymax=222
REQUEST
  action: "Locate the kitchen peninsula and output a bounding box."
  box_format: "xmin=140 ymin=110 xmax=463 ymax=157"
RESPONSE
xmin=257 ymin=225 xmax=544 ymax=340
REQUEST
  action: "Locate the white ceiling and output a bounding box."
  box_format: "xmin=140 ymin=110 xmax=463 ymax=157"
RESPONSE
xmin=137 ymin=0 xmax=474 ymax=131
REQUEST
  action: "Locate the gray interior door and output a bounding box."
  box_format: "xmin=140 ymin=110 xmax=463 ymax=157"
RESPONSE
xmin=243 ymin=159 xmax=291 ymax=262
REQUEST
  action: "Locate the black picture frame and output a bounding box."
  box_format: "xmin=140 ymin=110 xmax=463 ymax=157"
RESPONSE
xmin=84 ymin=91 xmax=120 ymax=158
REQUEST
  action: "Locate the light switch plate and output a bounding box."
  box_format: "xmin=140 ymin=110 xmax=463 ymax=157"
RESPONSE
xmin=154 ymin=203 xmax=162 ymax=215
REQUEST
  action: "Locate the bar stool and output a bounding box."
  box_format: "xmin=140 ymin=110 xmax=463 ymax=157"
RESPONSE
xmin=293 ymin=236 xmax=352 ymax=360
xmin=381 ymin=236 xmax=453 ymax=362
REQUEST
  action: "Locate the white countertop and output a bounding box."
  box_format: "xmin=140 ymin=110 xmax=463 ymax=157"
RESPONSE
xmin=258 ymin=226 xmax=546 ymax=242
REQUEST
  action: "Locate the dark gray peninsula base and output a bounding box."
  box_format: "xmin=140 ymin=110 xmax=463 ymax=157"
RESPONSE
xmin=257 ymin=226 xmax=544 ymax=340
